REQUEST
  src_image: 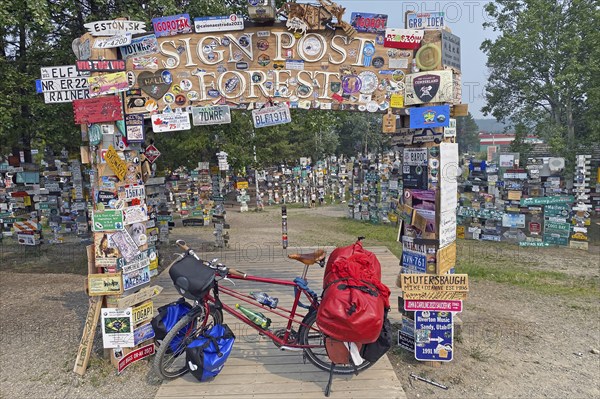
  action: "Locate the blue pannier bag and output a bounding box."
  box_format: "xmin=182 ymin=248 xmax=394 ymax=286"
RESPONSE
xmin=186 ymin=324 xmax=235 ymax=381
xmin=151 ymin=298 xmax=193 ymax=353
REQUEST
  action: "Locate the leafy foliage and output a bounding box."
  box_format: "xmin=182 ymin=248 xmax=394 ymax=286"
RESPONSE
xmin=481 ymin=0 xmax=600 ymax=155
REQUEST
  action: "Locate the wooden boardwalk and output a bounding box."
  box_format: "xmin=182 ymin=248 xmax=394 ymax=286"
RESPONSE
xmin=154 ymin=245 xmax=406 ymax=399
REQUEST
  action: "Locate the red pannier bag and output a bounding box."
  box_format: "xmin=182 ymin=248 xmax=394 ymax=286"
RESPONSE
xmin=317 ymin=240 xmax=391 ymax=344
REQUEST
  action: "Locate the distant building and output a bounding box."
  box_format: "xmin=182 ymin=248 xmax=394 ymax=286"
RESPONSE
xmin=479 ymin=132 xmax=543 ymax=153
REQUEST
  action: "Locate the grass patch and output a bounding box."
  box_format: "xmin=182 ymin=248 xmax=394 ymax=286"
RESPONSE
xmin=459 ymin=260 xmax=600 ymax=298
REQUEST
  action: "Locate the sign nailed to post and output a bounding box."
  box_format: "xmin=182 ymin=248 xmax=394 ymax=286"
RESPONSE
xmin=414 ymin=311 xmax=453 ymax=362
xmin=73 ymin=96 xmax=123 ymax=124
xmin=84 ymin=20 xmax=146 ymax=36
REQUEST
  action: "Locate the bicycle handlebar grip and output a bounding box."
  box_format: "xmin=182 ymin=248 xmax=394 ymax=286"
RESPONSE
xmin=176 ymin=240 xmax=190 ymax=251
xmin=228 ymin=268 xmax=247 ymax=278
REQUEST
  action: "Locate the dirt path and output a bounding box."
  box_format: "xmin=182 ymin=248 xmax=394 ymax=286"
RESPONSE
xmin=0 ymin=204 xmax=598 ymax=398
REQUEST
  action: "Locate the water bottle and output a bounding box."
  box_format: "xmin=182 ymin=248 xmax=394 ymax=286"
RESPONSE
xmin=235 ymin=304 xmax=271 ymax=329
xmin=249 ymin=292 xmax=279 ymax=309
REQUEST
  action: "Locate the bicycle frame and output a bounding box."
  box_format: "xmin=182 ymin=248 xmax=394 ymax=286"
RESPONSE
xmin=204 ymin=268 xmax=322 ymax=349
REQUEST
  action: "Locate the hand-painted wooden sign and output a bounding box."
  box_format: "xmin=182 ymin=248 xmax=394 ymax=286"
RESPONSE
xmin=400 ymin=274 xmax=469 ymax=292
xmin=84 ymin=20 xmax=146 ymax=36
xmin=73 ymin=96 xmax=123 ymax=124
xmin=114 ymin=285 xmax=163 ymax=309
xmin=104 ymin=145 xmax=128 ymax=180
xmin=76 ymin=59 xmax=126 ymax=72
xmin=88 ymin=272 xmax=123 ymax=296
xmin=138 ymin=69 xmax=172 ymax=99
xmin=73 ymin=296 xmax=103 ymax=375
xmin=122 ymin=24 xmax=419 ymax=114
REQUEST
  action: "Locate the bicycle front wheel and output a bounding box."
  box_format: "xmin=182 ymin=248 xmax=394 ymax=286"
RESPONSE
xmin=298 ymin=311 xmax=373 ymax=375
xmin=153 ymin=306 xmax=223 ymax=379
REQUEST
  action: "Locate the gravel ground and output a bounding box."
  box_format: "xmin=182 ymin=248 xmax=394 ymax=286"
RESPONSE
xmin=0 ymin=204 xmax=598 ymax=399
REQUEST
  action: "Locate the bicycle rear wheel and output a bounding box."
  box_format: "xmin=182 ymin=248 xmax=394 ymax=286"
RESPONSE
xmin=153 ymin=305 xmax=223 ymax=379
xmin=298 ymin=311 xmax=373 ymax=374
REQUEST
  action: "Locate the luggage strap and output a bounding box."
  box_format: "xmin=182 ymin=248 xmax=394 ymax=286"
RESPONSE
xmin=324 ymin=278 xmax=380 ymax=297
xmin=293 ymin=277 xmax=318 ymax=309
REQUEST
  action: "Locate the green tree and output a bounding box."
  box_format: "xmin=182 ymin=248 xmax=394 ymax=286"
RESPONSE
xmin=481 ymin=0 xmax=599 ymax=154
xmin=509 ymin=122 xmax=532 ymax=162
xmin=456 ymin=112 xmax=479 ymax=154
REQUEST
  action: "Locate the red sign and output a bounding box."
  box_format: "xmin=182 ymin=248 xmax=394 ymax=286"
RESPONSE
xmin=529 ymin=221 xmax=541 ymax=234
xmin=76 ymin=59 xmax=126 ymax=72
xmin=404 ymin=299 xmax=462 ymax=312
xmin=73 ymin=96 xmax=123 ymax=124
xmin=117 ymin=343 xmax=155 ymax=373
xmin=144 ymin=144 xmax=161 ymax=164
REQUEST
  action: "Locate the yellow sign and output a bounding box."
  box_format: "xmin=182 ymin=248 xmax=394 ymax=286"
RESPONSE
xmin=236 ymin=181 xmax=249 ymax=190
xmin=456 ymin=225 xmax=465 ymax=239
xmin=88 ymin=272 xmax=123 ymax=296
xmin=23 ymin=196 xmax=32 ymax=206
xmin=132 ymin=300 xmax=154 ymax=326
xmin=104 ymin=145 xmax=127 ymax=180
xmin=390 ymin=94 xmax=404 ymax=108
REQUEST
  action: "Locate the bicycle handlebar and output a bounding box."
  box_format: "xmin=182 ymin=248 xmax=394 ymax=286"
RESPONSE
xmin=175 ymin=239 xmax=246 ymax=278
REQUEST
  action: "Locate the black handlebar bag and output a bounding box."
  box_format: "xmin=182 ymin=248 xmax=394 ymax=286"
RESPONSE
xmin=169 ymin=255 xmax=215 ymax=300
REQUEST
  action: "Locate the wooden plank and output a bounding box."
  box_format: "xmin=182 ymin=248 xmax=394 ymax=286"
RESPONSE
xmin=153 ymin=246 xmax=406 ymax=399
xmin=73 ymin=296 xmax=103 ymax=375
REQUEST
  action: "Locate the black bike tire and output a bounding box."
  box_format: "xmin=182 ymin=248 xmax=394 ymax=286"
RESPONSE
xmin=153 ymin=306 xmax=223 ymax=379
xmin=298 ymin=311 xmax=373 ymax=375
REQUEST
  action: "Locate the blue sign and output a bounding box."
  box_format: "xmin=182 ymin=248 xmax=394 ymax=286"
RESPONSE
xmin=152 ymin=14 xmax=193 ymax=37
xmin=133 ymin=322 xmax=155 ymax=346
xmin=414 ymin=311 xmax=454 ymax=362
xmin=409 ymin=105 xmax=450 ymax=129
xmin=401 ymin=250 xmax=427 ymax=273
xmin=35 ymin=79 xmax=43 ymax=93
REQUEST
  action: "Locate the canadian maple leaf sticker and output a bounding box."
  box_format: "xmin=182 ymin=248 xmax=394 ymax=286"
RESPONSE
xmin=153 ymin=117 xmax=163 ymax=125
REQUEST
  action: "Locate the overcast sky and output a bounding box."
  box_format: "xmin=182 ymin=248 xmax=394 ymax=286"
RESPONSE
xmin=337 ymin=0 xmax=498 ymax=118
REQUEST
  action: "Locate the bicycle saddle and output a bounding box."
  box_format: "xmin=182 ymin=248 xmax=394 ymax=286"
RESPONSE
xmin=288 ymin=249 xmax=326 ymax=265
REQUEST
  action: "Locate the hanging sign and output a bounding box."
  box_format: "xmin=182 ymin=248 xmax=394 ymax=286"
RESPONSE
xmin=409 ymin=105 xmax=450 ymax=129
xmin=405 ymin=71 xmax=453 ymax=105
xmin=88 ymin=72 xmax=129 ymax=97
xmin=84 ymin=20 xmax=146 ymax=36
xmin=151 ymin=112 xmax=191 ymax=132
xmin=384 ymin=28 xmax=424 ymax=49
xmin=414 ymin=311 xmax=453 ymax=362
xmin=350 ymin=13 xmax=388 ymax=33
xmin=93 ymin=33 xmax=132 ymax=49
xmin=101 ymin=308 xmax=134 ymax=349
xmin=406 ymin=12 xmax=445 ymax=30
xmin=193 ymin=14 xmax=244 ymax=33
xmin=152 ymin=14 xmax=193 ymax=37
xmin=76 ymin=59 xmax=126 ymax=72
xmin=192 ymin=105 xmax=232 ymax=125
xmin=73 ymin=96 xmax=123 ymax=124
xmin=252 ymin=104 xmax=292 ymax=128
